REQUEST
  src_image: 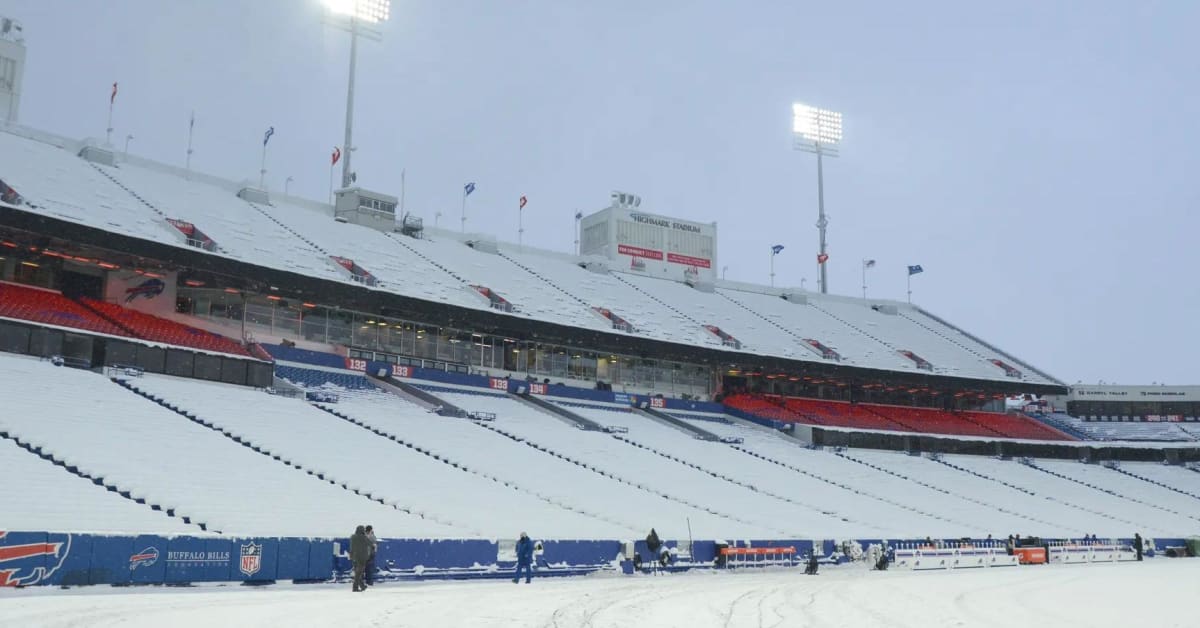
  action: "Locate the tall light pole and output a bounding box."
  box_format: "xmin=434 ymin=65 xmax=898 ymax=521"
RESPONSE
xmin=792 ymin=103 xmax=842 ymax=295
xmin=324 ymin=0 xmax=391 ymax=190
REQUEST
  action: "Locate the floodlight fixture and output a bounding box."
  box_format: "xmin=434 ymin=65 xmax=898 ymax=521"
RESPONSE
xmin=791 ymin=102 xmax=842 ymax=294
xmin=324 ymin=0 xmax=391 ymax=24
xmin=792 ymin=103 xmax=842 ymax=155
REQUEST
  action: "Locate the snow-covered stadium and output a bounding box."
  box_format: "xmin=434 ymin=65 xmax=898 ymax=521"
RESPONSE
xmin=1 ymin=6 xmax=1198 ymax=627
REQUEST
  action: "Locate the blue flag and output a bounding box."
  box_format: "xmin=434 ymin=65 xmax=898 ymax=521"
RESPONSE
xmin=464 ymin=182 xmax=476 ymax=196
xmin=907 ymin=264 xmax=924 ymax=276
xmin=263 ymin=126 xmax=275 ymax=146
xmin=771 ymin=244 xmax=785 ymax=255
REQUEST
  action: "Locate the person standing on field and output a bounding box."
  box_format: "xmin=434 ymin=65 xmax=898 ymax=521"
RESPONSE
xmin=364 ymin=525 xmax=378 ymax=586
xmin=513 ymin=532 xmax=534 ymax=584
xmin=350 ymin=525 xmax=370 ymax=592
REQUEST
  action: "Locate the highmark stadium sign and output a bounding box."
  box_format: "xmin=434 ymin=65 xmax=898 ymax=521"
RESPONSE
xmin=628 ymin=213 xmax=703 ymax=233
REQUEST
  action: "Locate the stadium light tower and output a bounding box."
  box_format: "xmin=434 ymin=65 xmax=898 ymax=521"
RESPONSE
xmin=324 ymin=0 xmax=391 ymax=190
xmin=792 ymin=103 xmax=842 ymax=295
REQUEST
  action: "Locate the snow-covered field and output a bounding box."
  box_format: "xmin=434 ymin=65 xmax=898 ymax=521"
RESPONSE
xmin=1 ymin=560 xmax=1193 ymax=628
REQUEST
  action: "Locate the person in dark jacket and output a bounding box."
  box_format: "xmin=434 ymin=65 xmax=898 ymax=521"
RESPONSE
xmin=364 ymin=525 xmax=378 ymax=586
xmin=1134 ymin=533 xmax=1143 ymax=561
xmin=513 ymin=532 xmax=534 ymax=584
xmin=805 ymin=549 xmax=819 ymax=575
xmin=646 ymin=528 xmax=662 ymax=554
xmin=349 ymin=525 xmax=370 ymax=592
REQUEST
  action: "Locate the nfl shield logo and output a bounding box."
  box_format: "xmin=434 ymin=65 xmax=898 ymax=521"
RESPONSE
xmin=239 ymin=542 xmax=262 ymax=577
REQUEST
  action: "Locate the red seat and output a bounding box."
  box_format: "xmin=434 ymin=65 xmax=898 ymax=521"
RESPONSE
xmin=724 ymin=391 xmax=1075 ymax=441
xmin=80 ymin=297 xmax=252 ymax=357
xmin=0 ymin=282 xmax=130 ymax=337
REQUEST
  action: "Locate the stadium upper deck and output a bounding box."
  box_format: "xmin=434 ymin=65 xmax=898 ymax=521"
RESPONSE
xmin=0 ymin=124 xmax=1062 ymax=394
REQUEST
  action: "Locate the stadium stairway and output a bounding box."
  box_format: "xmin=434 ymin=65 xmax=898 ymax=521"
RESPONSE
xmin=114 ymin=379 xmax=466 ymax=532
xmin=0 ymin=427 xmax=208 ymax=532
xmin=606 ymin=433 xmax=876 ymax=529
xmin=86 ymin=162 xmax=171 ymax=222
xmin=1110 ymin=467 xmax=1200 ymax=502
xmin=715 ymin=291 xmax=825 ymax=359
xmin=610 ymin=274 xmax=705 ymax=329
xmin=833 ymin=451 xmax=1066 ymax=532
xmin=930 ymin=458 xmax=1143 ymax=529
xmin=808 ymin=303 xmax=898 ymax=357
xmin=725 ymin=444 xmax=968 ymax=529
xmin=512 ymin=392 xmax=604 ymax=431
xmin=471 ymin=419 xmax=781 ymax=534
xmin=312 ymin=404 xmax=642 ymax=534
xmin=243 ymin=201 xmax=329 ymax=255
xmin=496 ymin=252 xmax=590 ymax=307
xmin=497 ymin=252 xmax=590 ymax=308
xmin=633 ymin=406 xmax=721 ymax=441
xmin=371 ymin=374 xmax=469 ymax=416
xmin=384 ymin=233 xmax=467 ymax=283
xmin=910 ymin=309 xmax=1060 ymax=384
xmin=1022 ymin=460 xmax=1200 ymax=524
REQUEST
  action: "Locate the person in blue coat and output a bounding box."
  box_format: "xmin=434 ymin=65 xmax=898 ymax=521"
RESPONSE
xmin=513 ymin=532 xmax=534 ymax=584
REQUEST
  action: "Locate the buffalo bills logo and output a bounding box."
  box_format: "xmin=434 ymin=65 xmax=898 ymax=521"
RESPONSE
xmin=0 ymin=532 xmax=71 ymax=587
xmin=239 ymin=542 xmax=262 ymax=577
xmin=124 ymin=278 xmax=165 ymax=303
xmin=129 ymin=547 xmax=159 ymax=570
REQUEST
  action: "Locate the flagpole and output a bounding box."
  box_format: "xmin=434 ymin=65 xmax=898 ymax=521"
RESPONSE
xmin=185 ymin=111 xmax=195 ymax=180
xmin=862 ymin=259 xmax=867 ymax=299
xmin=259 ymin=142 xmax=268 ymax=189
xmin=770 ymin=250 xmax=775 ymax=287
xmin=106 ymin=85 xmax=116 ymax=147
xmin=907 ymin=272 xmax=912 ymax=304
xmin=518 ymin=205 xmax=524 ymax=249
xmin=329 ymin=164 xmax=334 ymax=204
xmin=461 ymin=192 xmax=467 ymax=233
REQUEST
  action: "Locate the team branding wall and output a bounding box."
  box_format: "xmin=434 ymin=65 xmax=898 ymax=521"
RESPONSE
xmin=0 ymin=531 xmax=332 ymax=587
xmin=102 ymin=270 xmax=178 ymax=317
xmin=7 ymin=530 xmax=1167 ymax=588
xmin=581 ymin=206 xmax=717 ymax=282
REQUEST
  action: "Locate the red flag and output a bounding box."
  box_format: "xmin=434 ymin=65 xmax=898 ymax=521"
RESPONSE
xmin=331 ymin=146 xmax=341 ymax=166
xmin=110 ymin=82 xmax=118 ymax=105
xmin=817 ymin=253 xmax=829 ymax=264
xmin=519 ymin=195 xmax=527 ymax=209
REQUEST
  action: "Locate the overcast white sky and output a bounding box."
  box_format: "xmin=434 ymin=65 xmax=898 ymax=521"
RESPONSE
xmin=7 ymin=1 xmax=1198 ymax=386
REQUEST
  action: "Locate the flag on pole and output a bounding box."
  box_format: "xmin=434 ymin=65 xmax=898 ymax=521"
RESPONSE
xmin=110 ymin=82 xmax=118 ymax=104
xmin=519 ymin=195 xmax=527 ymax=209
xmin=771 ymin=244 xmax=785 ymax=255
xmin=464 ymin=182 xmax=476 ymax=196
xmin=907 ymin=264 xmax=924 ymax=275
xmin=331 ymin=146 xmax=341 ymax=166
xmin=864 ymin=259 xmax=876 ymax=268
xmin=263 ymin=126 xmax=275 ymax=146
xmin=575 ymin=210 xmax=583 ymax=220
xmin=817 ymin=253 xmax=829 ymax=264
